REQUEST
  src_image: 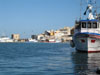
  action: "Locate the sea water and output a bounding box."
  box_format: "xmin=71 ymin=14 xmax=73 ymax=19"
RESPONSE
xmin=0 ymin=43 xmax=100 ymax=75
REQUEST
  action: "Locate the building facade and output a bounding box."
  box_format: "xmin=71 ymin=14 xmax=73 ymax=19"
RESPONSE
xmin=11 ymin=34 xmax=20 ymax=41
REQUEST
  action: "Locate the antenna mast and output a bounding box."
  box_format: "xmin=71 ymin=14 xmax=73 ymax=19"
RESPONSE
xmin=94 ymin=0 xmax=97 ymax=16
xmin=80 ymin=0 xmax=82 ymax=20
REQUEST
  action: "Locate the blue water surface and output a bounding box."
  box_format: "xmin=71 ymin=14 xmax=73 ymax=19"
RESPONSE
xmin=0 ymin=43 xmax=100 ymax=75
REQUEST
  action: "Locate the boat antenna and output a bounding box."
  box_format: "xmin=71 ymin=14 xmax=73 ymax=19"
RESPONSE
xmin=80 ymin=0 xmax=82 ymax=20
xmin=92 ymin=0 xmax=100 ymax=19
xmin=94 ymin=0 xmax=97 ymax=16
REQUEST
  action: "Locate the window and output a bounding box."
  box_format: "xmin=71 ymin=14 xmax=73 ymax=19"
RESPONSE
xmin=88 ymin=22 xmax=91 ymax=28
xmin=93 ymin=22 xmax=97 ymax=28
xmin=82 ymin=22 xmax=86 ymax=28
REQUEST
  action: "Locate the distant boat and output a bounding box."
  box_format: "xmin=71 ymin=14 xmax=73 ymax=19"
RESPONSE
xmin=49 ymin=39 xmax=62 ymax=43
xmin=55 ymin=39 xmax=62 ymax=43
xmin=28 ymin=38 xmax=38 ymax=42
xmin=49 ymin=39 xmax=56 ymax=43
xmin=0 ymin=36 xmax=13 ymax=42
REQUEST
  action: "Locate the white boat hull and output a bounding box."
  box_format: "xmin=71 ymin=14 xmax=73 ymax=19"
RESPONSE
xmin=73 ymin=34 xmax=100 ymax=53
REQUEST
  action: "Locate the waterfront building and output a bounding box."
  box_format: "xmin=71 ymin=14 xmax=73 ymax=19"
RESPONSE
xmin=37 ymin=34 xmax=46 ymax=41
xmin=11 ymin=34 xmax=20 ymax=40
xmin=31 ymin=35 xmax=37 ymax=40
xmin=50 ymin=30 xmax=55 ymax=36
xmin=59 ymin=27 xmax=71 ymax=35
xmin=55 ymin=31 xmax=64 ymax=39
xmin=55 ymin=27 xmax=72 ymax=42
xmin=37 ymin=27 xmax=72 ymax=43
xmin=45 ymin=31 xmax=50 ymax=36
xmin=44 ymin=30 xmax=55 ymax=36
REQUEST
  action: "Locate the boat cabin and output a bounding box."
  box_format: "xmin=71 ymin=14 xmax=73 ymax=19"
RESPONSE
xmin=80 ymin=20 xmax=98 ymax=28
xmin=75 ymin=20 xmax=100 ymax=34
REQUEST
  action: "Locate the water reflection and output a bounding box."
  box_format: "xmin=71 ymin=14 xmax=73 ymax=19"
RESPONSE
xmin=72 ymin=52 xmax=100 ymax=75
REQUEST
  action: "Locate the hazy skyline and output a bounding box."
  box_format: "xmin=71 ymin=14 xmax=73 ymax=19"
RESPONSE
xmin=0 ymin=0 xmax=100 ymax=38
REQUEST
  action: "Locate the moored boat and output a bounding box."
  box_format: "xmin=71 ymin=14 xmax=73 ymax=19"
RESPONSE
xmin=70 ymin=0 xmax=100 ymax=53
xmin=28 ymin=38 xmax=38 ymax=42
xmin=0 ymin=36 xmax=13 ymax=42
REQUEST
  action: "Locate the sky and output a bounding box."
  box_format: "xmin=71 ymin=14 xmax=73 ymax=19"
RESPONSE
xmin=0 ymin=0 xmax=100 ymax=38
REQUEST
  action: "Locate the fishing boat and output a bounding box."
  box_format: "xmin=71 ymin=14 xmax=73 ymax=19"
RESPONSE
xmin=70 ymin=0 xmax=100 ymax=53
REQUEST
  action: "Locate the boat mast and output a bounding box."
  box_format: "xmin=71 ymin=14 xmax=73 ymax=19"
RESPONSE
xmin=94 ymin=0 xmax=98 ymax=18
xmin=80 ymin=0 xmax=82 ymax=20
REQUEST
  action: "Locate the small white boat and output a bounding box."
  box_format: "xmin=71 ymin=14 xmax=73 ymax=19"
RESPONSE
xmin=49 ymin=39 xmax=56 ymax=43
xmin=0 ymin=36 xmax=13 ymax=42
xmin=55 ymin=39 xmax=62 ymax=43
xmin=28 ymin=38 xmax=38 ymax=42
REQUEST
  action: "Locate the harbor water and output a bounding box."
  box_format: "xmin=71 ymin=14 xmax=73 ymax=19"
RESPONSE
xmin=0 ymin=43 xmax=100 ymax=75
